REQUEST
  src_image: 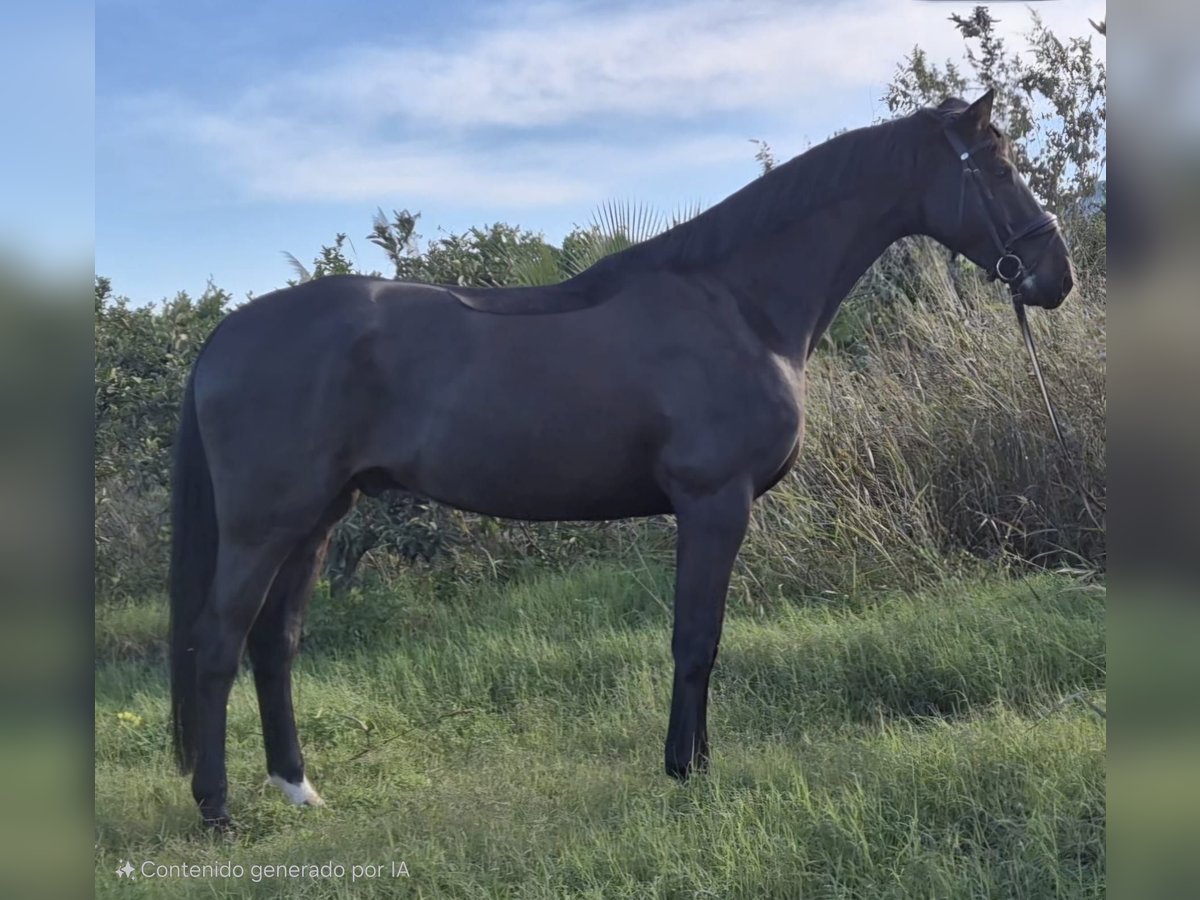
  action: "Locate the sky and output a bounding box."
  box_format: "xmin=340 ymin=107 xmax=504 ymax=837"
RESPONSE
xmin=0 ymin=2 xmax=93 ymax=279
xmin=95 ymin=0 xmax=1106 ymax=306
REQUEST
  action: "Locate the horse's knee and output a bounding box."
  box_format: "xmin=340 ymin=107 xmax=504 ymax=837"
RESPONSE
xmin=194 ymin=649 xmax=240 ymax=685
xmin=247 ymin=615 xmax=301 ymax=669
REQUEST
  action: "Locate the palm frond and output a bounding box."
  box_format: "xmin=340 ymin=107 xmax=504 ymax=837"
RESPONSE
xmin=591 ymin=198 xmax=670 ymax=246
xmin=670 ymin=199 xmax=706 ymax=227
xmin=557 ymin=199 xmax=684 ymax=280
xmin=509 ymin=249 xmax=566 ymax=288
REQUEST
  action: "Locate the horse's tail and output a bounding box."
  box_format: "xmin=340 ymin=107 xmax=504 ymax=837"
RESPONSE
xmin=168 ymin=369 xmax=217 ymax=775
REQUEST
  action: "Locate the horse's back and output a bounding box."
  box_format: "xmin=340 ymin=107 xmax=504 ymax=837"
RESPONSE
xmin=443 ymin=282 xmax=604 ymax=315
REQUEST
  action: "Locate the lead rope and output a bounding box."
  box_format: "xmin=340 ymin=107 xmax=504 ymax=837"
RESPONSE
xmin=1012 ymin=299 xmax=1106 ymax=532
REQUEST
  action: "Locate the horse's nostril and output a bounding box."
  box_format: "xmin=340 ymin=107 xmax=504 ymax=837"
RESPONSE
xmin=1061 ymin=271 xmax=1074 ymax=297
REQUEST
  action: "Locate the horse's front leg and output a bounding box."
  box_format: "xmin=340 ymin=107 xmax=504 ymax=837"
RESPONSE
xmin=664 ymin=478 xmax=752 ymax=779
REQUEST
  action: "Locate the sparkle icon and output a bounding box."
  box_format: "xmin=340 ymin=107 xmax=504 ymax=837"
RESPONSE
xmin=116 ymin=860 xmax=135 ymax=879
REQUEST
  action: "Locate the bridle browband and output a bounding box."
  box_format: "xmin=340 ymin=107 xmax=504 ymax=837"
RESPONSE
xmin=928 ymin=109 xmax=1061 ymax=288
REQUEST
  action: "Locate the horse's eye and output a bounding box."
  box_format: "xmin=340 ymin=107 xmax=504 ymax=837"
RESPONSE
xmin=994 ymin=164 xmax=1011 ymax=179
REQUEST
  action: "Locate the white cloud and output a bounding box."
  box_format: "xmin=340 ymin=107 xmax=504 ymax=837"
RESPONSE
xmin=270 ymin=0 xmax=1103 ymax=129
xmin=119 ymin=0 xmax=1106 ymax=206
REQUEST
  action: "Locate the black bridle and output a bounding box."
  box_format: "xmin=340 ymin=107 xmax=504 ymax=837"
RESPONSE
xmin=930 ymin=110 xmax=1106 ymax=529
xmin=938 ymin=119 xmax=1061 ymax=288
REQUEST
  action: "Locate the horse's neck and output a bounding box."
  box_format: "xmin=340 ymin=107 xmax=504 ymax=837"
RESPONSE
xmin=721 ymin=182 xmax=917 ymax=362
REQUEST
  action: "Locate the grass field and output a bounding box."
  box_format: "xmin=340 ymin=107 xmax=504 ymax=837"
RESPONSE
xmin=95 ymin=563 xmax=1105 ymax=898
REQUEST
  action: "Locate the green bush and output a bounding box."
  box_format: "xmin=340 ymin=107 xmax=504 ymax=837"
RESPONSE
xmin=94 ymin=277 xmax=229 ymax=597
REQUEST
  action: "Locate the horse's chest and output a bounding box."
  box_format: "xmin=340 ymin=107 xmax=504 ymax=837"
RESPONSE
xmin=660 ymin=359 xmax=804 ymax=492
xmin=721 ymin=357 xmax=804 ymax=438
xmin=741 ymin=368 xmax=805 ymax=468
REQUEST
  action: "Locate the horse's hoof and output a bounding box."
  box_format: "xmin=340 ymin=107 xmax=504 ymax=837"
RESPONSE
xmin=665 ymin=756 xmax=694 ymax=781
xmin=268 ymin=774 xmax=325 ymax=807
xmin=201 ymin=813 xmax=234 ymax=833
xmin=665 ymin=751 xmax=711 ymax=781
xmin=199 ymin=804 xmax=234 ymax=832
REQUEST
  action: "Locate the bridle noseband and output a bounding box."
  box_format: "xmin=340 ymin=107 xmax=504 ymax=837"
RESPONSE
xmin=933 ymin=113 xmax=1060 ymax=288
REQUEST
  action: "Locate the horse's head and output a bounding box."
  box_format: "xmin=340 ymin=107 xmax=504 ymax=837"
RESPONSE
xmin=917 ymin=90 xmax=1074 ymax=310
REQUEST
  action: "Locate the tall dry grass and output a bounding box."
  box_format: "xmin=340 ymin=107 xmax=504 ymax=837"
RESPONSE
xmin=737 ymin=237 xmax=1106 ymax=600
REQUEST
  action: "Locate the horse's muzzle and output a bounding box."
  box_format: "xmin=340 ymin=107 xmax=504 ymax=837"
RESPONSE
xmin=1017 ymin=245 xmax=1074 ymax=310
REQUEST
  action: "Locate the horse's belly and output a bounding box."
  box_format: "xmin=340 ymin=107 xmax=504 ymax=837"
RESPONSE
xmin=398 ymin=401 xmax=672 ymax=521
xmin=426 ymin=479 xmax=673 ymax=522
xmin=416 ymin=448 xmax=672 ymax=521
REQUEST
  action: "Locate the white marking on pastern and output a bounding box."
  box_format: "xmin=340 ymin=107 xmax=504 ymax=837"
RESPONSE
xmin=268 ymin=774 xmax=325 ymax=806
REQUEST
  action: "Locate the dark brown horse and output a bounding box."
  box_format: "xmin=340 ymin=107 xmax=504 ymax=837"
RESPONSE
xmin=169 ymin=91 xmax=1073 ymax=828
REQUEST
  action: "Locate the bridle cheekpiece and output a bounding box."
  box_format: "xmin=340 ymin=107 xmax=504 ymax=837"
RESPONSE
xmin=932 ymin=111 xmax=1061 ymax=288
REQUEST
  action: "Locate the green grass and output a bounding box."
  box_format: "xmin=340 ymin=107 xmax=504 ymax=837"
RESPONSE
xmin=95 ymin=564 xmax=1105 ymax=898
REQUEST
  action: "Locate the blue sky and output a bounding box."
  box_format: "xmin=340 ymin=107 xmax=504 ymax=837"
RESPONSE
xmin=0 ymin=2 xmax=93 ymax=277
xmin=96 ymin=0 xmax=1105 ymax=306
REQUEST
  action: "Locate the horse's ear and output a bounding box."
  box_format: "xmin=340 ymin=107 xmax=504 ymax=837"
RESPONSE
xmin=956 ymin=89 xmax=995 ymax=135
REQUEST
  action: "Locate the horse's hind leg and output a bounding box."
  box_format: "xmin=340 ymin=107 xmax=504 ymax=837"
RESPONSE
xmin=248 ymin=490 xmax=355 ymax=807
xmin=191 ymin=536 xmax=292 ymax=828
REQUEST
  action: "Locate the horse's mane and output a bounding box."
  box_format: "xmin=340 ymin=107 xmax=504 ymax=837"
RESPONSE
xmin=573 ymin=107 xmax=933 ymax=278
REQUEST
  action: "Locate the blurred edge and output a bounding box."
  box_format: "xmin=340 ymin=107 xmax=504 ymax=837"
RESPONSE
xmin=1106 ymin=5 xmax=1200 ymax=899
xmin=1 ymin=1 xmax=1197 ymax=896
xmin=0 ymin=2 xmax=95 ymax=898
